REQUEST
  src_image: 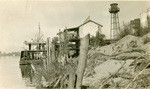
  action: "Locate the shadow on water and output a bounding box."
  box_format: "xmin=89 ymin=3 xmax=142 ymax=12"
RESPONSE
xmin=19 ymin=64 xmax=35 ymax=87
xmin=19 ymin=65 xmax=94 ymax=89
xmin=19 ymin=64 xmax=61 ymax=89
xmin=19 ymin=64 xmax=93 ymax=89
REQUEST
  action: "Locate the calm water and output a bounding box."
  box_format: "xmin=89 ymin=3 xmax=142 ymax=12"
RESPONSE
xmin=0 ymin=56 xmax=35 ymax=89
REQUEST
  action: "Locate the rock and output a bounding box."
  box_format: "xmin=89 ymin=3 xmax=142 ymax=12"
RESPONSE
xmin=83 ymin=33 xmax=150 ymax=88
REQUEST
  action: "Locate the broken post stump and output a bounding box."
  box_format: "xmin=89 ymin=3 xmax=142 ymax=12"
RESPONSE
xmin=76 ymin=34 xmax=90 ymax=89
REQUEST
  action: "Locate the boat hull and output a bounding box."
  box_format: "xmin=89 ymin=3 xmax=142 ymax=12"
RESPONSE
xmin=19 ymin=59 xmax=42 ymax=65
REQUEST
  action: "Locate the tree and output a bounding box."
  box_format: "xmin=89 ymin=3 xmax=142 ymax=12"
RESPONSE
xmin=95 ymin=32 xmax=105 ymax=46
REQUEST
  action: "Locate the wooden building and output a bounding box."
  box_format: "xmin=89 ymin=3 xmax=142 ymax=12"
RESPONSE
xmin=56 ymin=20 xmax=103 ymax=59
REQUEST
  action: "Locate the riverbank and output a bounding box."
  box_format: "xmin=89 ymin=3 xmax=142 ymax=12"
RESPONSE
xmin=30 ymin=32 xmax=150 ymax=89
xmin=83 ymin=33 xmax=150 ymax=88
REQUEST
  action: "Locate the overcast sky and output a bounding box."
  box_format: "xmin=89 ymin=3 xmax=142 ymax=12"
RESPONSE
xmin=0 ymin=1 xmax=149 ymax=52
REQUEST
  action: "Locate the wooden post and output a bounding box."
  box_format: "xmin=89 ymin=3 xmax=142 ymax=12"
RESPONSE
xmin=47 ymin=37 xmax=51 ymax=64
xmin=29 ymin=44 xmax=31 ymax=50
xmin=76 ymin=34 xmax=90 ymax=89
xmin=68 ymin=65 xmax=75 ymax=89
xmin=51 ymin=42 xmax=56 ymax=61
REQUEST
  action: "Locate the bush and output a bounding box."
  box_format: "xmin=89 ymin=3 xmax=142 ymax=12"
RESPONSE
xmin=138 ymin=27 xmax=150 ymax=37
xmin=117 ymin=22 xmax=150 ymax=40
xmin=117 ymin=23 xmax=132 ymax=40
xmin=90 ymin=32 xmax=105 ymax=47
xmin=34 ymin=60 xmax=67 ymax=88
xmin=143 ymin=36 xmax=150 ymax=44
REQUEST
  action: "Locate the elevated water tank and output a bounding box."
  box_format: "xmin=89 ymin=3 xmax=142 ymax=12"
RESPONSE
xmin=109 ymin=3 xmax=120 ymax=13
xmin=109 ymin=3 xmax=120 ymax=40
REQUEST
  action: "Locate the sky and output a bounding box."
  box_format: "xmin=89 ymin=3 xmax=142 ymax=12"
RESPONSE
xmin=0 ymin=0 xmax=150 ymax=53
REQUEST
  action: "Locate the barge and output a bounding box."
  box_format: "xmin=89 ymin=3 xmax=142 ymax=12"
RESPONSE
xmin=20 ymin=41 xmax=47 ymax=65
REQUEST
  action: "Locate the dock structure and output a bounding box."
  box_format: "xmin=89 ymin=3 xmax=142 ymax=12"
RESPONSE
xmin=21 ymin=19 xmax=103 ymax=65
xmin=20 ymin=19 xmax=105 ymax=89
xmin=20 ymin=19 xmax=104 ymax=65
xmin=64 ymin=27 xmax=80 ymax=58
xmin=50 ymin=19 xmax=103 ymax=64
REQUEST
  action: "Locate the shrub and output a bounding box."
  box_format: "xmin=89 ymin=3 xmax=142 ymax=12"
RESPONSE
xmin=90 ymin=32 xmax=105 ymax=47
xmin=139 ymin=27 xmax=150 ymax=37
xmin=143 ymin=36 xmax=150 ymax=44
xmin=117 ymin=19 xmax=150 ymax=40
xmin=117 ymin=23 xmax=132 ymax=40
xmin=34 ymin=60 xmax=67 ymax=88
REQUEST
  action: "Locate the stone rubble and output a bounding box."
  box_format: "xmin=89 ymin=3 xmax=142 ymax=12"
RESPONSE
xmin=83 ymin=33 xmax=150 ymax=89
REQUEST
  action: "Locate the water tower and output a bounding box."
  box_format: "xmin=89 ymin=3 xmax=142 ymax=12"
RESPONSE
xmin=109 ymin=3 xmax=120 ymax=40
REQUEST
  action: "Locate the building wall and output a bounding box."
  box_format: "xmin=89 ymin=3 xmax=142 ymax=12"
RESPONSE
xmin=60 ymin=32 xmax=65 ymax=42
xmin=140 ymin=10 xmax=150 ymax=28
xmin=79 ymin=22 xmax=102 ymax=38
xmin=147 ymin=10 xmax=150 ymax=27
xmin=130 ymin=18 xmax=141 ymax=34
xmin=58 ymin=32 xmax=65 ymax=43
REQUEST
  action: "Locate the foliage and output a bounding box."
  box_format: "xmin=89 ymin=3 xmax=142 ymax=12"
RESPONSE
xmin=35 ymin=60 xmax=67 ymax=88
xmin=143 ymin=36 xmax=150 ymax=44
xmin=117 ymin=15 xmax=150 ymax=40
xmin=52 ymin=37 xmax=58 ymax=43
xmin=138 ymin=27 xmax=150 ymax=37
xmin=117 ymin=21 xmax=150 ymax=40
xmin=90 ymin=32 xmax=105 ymax=47
xmin=35 ymin=57 xmax=78 ymax=88
xmin=117 ymin=23 xmax=133 ymax=40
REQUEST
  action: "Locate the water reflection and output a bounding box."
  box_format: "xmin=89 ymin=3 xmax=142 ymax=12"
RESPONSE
xmin=0 ymin=56 xmax=35 ymax=89
xmin=19 ymin=61 xmax=62 ymax=89
xmin=19 ymin=65 xmax=35 ymax=87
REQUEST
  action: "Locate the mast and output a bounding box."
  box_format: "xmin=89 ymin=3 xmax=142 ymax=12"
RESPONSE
xmin=36 ymin=22 xmax=43 ymax=42
xmin=39 ymin=22 xmax=41 ymax=41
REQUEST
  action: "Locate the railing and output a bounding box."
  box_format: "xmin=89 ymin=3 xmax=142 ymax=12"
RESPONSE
xmin=66 ymin=34 xmax=78 ymax=39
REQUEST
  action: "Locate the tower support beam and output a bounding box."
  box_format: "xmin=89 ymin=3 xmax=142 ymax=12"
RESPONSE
xmin=109 ymin=3 xmax=120 ymax=40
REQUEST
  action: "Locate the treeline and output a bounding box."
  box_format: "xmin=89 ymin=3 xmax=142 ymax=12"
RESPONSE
xmin=118 ymin=24 xmax=150 ymax=39
xmin=0 ymin=51 xmax=20 ymax=56
xmin=118 ymin=16 xmax=150 ymax=39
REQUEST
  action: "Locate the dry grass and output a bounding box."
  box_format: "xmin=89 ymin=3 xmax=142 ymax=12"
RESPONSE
xmin=34 ymin=60 xmax=67 ymax=88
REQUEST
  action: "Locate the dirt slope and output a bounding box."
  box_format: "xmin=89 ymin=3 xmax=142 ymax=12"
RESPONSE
xmin=83 ymin=33 xmax=150 ymax=89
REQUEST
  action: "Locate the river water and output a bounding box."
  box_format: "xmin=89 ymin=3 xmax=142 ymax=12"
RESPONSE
xmin=0 ymin=56 xmax=35 ymax=89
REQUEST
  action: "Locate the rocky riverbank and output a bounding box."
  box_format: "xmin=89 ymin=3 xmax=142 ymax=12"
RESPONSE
xmin=83 ymin=33 xmax=150 ymax=89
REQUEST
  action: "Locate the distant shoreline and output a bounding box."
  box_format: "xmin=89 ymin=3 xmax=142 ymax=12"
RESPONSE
xmin=0 ymin=55 xmax=20 ymax=57
xmin=0 ymin=51 xmax=20 ymax=57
